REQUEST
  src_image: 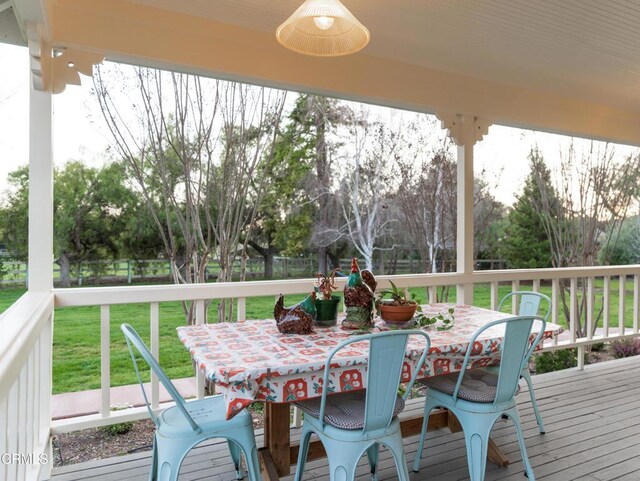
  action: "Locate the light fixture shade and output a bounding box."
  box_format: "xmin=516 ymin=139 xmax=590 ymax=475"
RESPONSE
xmin=276 ymin=0 xmax=370 ymax=57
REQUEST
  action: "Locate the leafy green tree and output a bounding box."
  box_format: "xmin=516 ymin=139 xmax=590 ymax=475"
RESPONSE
xmin=0 ymin=166 xmax=29 ymax=261
xmin=598 ymin=216 xmax=640 ymax=265
xmin=247 ymin=96 xmax=316 ymax=278
xmin=0 ymin=161 xmax=136 ymax=287
xmin=499 ymin=149 xmax=555 ymax=269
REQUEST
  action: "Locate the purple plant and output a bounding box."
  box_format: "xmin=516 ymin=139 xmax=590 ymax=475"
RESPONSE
xmin=610 ymin=338 xmax=640 ymax=359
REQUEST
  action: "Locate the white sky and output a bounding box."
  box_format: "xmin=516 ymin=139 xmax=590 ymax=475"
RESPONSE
xmin=0 ymin=42 xmax=637 ymax=207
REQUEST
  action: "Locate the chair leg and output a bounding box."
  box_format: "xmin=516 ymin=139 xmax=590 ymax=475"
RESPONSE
xmin=148 ymin=435 xmax=158 ymax=481
xmin=324 ymin=441 xmax=360 ymax=481
xmin=458 ymin=414 xmax=497 ymax=481
xmin=366 ymin=443 xmax=379 ymax=481
xmin=413 ymin=396 xmax=437 ymax=473
xmin=155 ymin=437 xmax=188 ymax=481
xmin=229 ymin=430 xmax=262 ymax=481
xmin=385 ymin=434 xmax=411 ymax=481
xmin=521 ymin=369 xmax=545 ymax=434
xmin=293 ymin=427 xmax=313 ymax=481
xmin=228 ymin=440 xmax=245 ymax=480
xmin=507 ymin=408 xmax=536 ymax=480
xmin=239 ymin=444 xmax=261 ymax=481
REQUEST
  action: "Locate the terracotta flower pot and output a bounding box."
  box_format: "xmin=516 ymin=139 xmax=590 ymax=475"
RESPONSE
xmin=379 ymin=303 xmax=418 ymax=324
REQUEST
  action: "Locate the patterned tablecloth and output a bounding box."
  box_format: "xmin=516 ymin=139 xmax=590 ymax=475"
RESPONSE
xmin=177 ymin=303 xmax=562 ymax=419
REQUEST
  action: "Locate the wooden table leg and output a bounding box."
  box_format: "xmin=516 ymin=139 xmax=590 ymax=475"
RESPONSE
xmin=487 ymin=438 xmax=510 ymax=467
xmin=258 ymin=448 xmax=280 ymax=481
xmin=263 ymin=403 xmax=291 ymax=480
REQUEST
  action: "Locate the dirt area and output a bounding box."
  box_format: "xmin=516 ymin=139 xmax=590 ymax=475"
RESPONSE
xmin=53 ymin=410 xmax=264 ymax=467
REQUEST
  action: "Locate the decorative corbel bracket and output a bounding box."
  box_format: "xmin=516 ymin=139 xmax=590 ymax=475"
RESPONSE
xmin=436 ymin=112 xmax=491 ymax=146
xmin=27 ymin=22 xmax=104 ymax=94
xmin=50 ymin=47 xmax=105 ymax=94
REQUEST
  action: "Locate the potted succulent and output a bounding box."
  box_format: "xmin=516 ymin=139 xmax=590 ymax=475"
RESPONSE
xmin=314 ymin=268 xmax=341 ymax=327
xmin=376 ymin=280 xmax=420 ymax=324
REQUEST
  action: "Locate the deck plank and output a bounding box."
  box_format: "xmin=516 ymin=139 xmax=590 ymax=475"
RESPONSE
xmin=48 ymin=357 xmax=640 ymax=481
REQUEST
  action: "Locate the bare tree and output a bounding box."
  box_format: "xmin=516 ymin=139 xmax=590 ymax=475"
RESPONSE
xmin=93 ymin=65 xmax=287 ymax=323
xmin=316 ymin=108 xmax=402 ymax=270
xmin=531 ymin=142 xmax=640 ymax=337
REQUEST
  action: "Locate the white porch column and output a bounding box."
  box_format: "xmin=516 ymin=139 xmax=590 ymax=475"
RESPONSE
xmin=437 ymin=113 xmax=491 ymax=305
xmin=27 ymin=26 xmax=54 ymax=292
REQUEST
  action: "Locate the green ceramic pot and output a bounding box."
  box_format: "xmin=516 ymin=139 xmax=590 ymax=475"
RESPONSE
xmin=315 ymin=296 xmax=340 ymax=327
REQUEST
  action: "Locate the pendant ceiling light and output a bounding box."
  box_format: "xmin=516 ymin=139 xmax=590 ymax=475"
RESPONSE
xmin=276 ymin=0 xmax=370 ymax=57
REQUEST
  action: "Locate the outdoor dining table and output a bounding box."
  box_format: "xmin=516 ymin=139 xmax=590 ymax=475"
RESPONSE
xmin=177 ymin=303 xmax=562 ymax=480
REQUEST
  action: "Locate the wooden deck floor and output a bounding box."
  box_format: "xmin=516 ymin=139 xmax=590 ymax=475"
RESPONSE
xmin=49 ymin=356 xmax=640 ymax=481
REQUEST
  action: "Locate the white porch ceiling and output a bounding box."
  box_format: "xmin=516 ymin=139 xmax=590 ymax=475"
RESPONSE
xmin=129 ymin=0 xmax=640 ymax=113
xmin=7 ymin=0 xmax=640 ymax=145
xmin=0 ymin=5 xmax=23 ymax=46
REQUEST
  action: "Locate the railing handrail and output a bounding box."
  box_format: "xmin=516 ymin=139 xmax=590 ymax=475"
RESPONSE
xmin=0 ymin=291 xmax=54 ymax=395
xmin=53 ymin=264 xmax=640 ymax=307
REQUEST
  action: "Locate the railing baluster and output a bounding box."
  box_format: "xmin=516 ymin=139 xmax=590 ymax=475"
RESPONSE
xmin=569 ymin=278 xmax=577 ymax=343
xmin=0 ymin=392 xmax=7 ymax=481
xmin=26 ymin=350 xmax=35 ymax=468
xmin=150 ymin=303 xmax=160 ymax=410
xmin=17 ymin=368 xmax=27 ymax=481
xmin=292 ymin=405 xmax=303 ymax=428
xmin=532 ymin=279 xmax=540 ymax=293
xmin=38 ymin=314 xmax=52 ymax=459
xmin=32 ymin=338 xmax=40 ymax=462
xmin=619 ymin=275 xmax=626 ymax=336
xmin=237 ymin=297 xmax=246 ymax=321
xmin=634 ymin=275 xmax=639 ymax=334
xmin=603 ymin=276 xmax=610 ymax=338
xmin=195 ymin=300 xmax=206 ymax=399
xmin=570 ymin=278 xmax=585 ymax=369
xmin=586 ymin=277 xmax=594 ymax=340
xmin=7 ymin=383 xmax=18 ymax=481
xmin=428 ymin=286 xmax=436 ymax=304
xmin=511 ymin=280 xmax=519 ymax=314
xmin=100 ymin=305 xmax=111 ymax=417
xmin=490 ymin=282 xmax=498 ymax=311
xmin=552 ymin=278 xmax=559 ymax=345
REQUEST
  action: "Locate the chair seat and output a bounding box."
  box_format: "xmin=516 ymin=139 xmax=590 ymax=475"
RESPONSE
xmin=294 ymin=389 xmax=405 ymax=430
xmin=421 ymin=369 xmax=520 ymax=403
xmin=158 ymin=395 xmax=251 ymax=437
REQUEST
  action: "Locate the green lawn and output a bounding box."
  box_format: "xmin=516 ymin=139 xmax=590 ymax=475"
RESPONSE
xmin=0 ymin=279 xmax=636 ymax=394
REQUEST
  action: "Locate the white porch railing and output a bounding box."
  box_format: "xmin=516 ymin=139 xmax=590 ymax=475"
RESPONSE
xmin=0 ymin=292 xmax=54 ymax=481
xmin=49 ymin=265 xmax=640 ymax=434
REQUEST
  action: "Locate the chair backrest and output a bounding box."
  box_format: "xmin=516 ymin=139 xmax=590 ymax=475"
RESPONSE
xmin=498 ymin=291 xmax=551 ymax=321
xmin=318 ymin=330 xmax=430 ymax=434
xmin=120 ymin=324 xmax=201 ymax=432
xmin=452 ymin=316 xmax=546 ymax=406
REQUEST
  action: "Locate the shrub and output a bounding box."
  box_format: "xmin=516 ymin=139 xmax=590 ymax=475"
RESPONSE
xmin=534 ymin=349 xmax=578 ymax=374
xmin=99 ymin=404 xmax=134 ymax=436
xmin=610 ymin=338 xmax=640 ymax=359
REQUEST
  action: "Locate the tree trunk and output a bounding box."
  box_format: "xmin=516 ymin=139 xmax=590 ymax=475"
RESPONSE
xmin=318 ymin=246 xmax=328 ymax=274
xmin=58 ymin=253 xmax=71 ymax=288
xmin=264 ymin=250 xmax=274 ymax=280
xmin=378 ymin=250 xmax=385 ymax=274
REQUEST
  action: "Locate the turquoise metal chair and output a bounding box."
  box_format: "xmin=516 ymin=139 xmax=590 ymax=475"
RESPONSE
xmin=413 ymin=316 xmax=546 ymax=481
xmin=498 ymin=291 xmax=551 ymax=433
xmin=293 ymin=330 xmax=431 ymax=481
xmin=121 ymin=324 xmax=261 ymax=481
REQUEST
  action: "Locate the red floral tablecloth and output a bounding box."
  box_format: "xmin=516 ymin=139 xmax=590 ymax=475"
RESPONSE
xmin=177 ymin=304 xmax=562 ymax=419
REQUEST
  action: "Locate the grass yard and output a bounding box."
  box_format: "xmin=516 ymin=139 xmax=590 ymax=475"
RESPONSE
xmin=0 ymin=278 xmax=636 ymax=394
